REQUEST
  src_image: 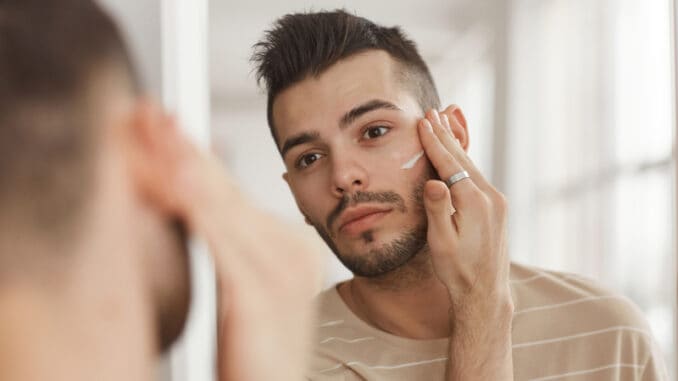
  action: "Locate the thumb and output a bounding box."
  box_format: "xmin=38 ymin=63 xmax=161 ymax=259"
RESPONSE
xmin=423 ymin=180 xmax=456 ymax=251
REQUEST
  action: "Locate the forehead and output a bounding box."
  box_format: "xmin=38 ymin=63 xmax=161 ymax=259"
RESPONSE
xmin=272 ymin=50 xmax=417 ymax=141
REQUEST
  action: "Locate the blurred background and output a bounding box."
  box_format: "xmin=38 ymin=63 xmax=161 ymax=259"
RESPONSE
xmin=102 ymin=0 xmax=677 ymax=379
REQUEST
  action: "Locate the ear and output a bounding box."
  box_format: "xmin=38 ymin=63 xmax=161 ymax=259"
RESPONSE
xmin=121 ymin=99 xmax=183 ymax=215
xmin=282 ymin=172 xmax=314 ymax=226
xmin=440 ymin=104 xmax=470 ymax=152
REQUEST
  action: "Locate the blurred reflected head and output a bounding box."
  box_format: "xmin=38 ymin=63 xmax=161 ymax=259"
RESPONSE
xmin=0 ymin=0 xmax=189 ymax=351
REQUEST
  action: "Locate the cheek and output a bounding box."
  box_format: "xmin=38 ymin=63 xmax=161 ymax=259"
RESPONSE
xmin=389 ymin=150 xmax=407 ymax=165
xmin=291 ymin=181 xmax=331 ymax=222
xmin=371 ymin=138 xmax=425 ymax=172
xmin=367 ymin=154 xmax=430 ymax=198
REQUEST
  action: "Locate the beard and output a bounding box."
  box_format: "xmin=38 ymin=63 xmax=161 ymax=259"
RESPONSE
xmin=319 ymin=223 xmax=427 ymax=277
xmin=311 ymin=167 xmax=434 ymax=278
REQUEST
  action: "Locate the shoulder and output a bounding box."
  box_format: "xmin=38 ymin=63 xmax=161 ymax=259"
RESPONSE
xmin=510 ymin=262 xmax=651 ymax=328
xmin=509 ymin=263 xmax=668 ymax=379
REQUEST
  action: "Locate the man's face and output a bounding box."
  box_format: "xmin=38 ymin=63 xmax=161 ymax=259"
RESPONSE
xmin=274 ymin=50 xmax=435 ymax=277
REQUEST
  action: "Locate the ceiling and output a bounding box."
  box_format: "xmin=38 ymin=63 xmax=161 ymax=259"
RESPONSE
xmin=208 ymin=0 xmax=495 ymax=108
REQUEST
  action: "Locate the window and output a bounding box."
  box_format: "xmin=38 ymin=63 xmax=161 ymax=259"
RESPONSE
xmin=505 ymin=0 xmax=676 ymax=377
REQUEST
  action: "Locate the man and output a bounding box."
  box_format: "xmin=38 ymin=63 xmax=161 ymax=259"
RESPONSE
xmin=0 ymin=1 xmax=318 ymax=380
xmin=252 ymin=10 xmax=667 ymax=380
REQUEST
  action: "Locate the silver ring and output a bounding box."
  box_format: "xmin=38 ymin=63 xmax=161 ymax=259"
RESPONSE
xmin=445 ymin=170 xmax=470 ymax=188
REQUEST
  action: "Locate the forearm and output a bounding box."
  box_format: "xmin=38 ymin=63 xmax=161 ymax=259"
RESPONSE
xmin=445 ymin=298 xmax=514 ymax=381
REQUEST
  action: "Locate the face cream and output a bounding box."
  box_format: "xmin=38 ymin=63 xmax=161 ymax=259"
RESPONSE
xmin=400 ymin=150 xmax=424 ymax=170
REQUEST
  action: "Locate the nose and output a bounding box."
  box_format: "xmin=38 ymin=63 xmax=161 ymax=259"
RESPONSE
xmin=330 ymin=154 xmax=369 ymax=198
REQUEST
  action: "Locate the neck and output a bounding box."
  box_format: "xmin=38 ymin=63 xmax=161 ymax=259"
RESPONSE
xmin=0 ymin=226 xmax=159 ymax=381
xmin=340 ymin=250 xmax=453 ymax=339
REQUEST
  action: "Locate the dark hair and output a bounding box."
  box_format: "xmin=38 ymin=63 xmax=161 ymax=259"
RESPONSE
xmin=0 ymin=0 xmax=138 ymax=238
xmin=251 ymin=9 xmax=440 ymax=148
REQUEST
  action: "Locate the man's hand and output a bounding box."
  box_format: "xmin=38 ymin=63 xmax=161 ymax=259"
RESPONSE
xmin=417 ymin=107 xmax=513 ymax=380
xmin=154 ymin=117 xmax=322 ymax=381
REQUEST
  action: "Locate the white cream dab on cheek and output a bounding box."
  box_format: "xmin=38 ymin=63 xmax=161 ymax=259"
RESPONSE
xmin=400 ymin=150 xmax=424 ymax=170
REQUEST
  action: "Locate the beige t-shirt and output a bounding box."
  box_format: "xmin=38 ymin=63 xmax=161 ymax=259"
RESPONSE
xmin=308 ymin=263 xmax=667 ymax=380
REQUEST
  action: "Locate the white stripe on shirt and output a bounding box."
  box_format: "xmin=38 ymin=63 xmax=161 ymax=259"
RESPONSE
xmin=527 ymin=363 xmax=644 ymax=380
xmin=318 ymin=357 xmax=448 ymax=373
xmin=514 ymin=295 xmax=627 ymax=315
xmin=512 ymin=326 xmax=650 ymax=349
xmin=320 ymin=336 xmax=375 ymax=344
xmin=318 ymin=320 xmax=344 ymax=328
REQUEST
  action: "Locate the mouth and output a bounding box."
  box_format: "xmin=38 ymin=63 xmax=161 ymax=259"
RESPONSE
xmin=338 ymin=206 xmax=392 ymax=236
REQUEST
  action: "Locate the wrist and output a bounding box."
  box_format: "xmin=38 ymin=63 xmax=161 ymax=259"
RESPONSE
xmin=448 ymin=288 xmax=514 ymax=328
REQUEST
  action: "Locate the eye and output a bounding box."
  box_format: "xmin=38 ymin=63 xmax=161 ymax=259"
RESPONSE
xmin=295 ymin=152 xmax=323 ymax=169
xmin=362 ymin=125 xmax=391 ymax=140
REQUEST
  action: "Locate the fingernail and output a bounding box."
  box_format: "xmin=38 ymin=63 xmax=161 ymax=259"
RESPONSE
xmin=432 ymin=109 xmax=441 ymax=123
xmin=441 ymin=114 xmax=450 ymax=130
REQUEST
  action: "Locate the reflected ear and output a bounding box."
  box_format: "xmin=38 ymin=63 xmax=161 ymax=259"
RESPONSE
xmin=122 ymin=99 xmax=181 ymax=214
xmin=440 ymin=104 xmax=470 ymax=152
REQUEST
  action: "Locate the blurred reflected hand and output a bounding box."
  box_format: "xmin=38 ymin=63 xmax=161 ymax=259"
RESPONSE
xmin=149 ymin=114 xmax=322 ymax=381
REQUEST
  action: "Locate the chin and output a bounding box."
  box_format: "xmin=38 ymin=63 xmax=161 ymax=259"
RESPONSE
xmin=342 ymin=226 xmax=405 ymax=248
xmin=334 ymin=224 xmax=428 ymax=278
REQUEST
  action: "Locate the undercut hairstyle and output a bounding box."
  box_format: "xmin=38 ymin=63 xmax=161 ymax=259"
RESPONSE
xmin=251 ymin=9 xmax=440 ymax=148
xmin=0 ymin=0 xmax=139 ymax=240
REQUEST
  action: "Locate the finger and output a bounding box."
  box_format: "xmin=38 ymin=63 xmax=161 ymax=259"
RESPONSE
xmin=427 ymin=107 xmax=442 ymax=126
xmin=427 ymin=108 xmax=453 ymax=133
xmin=423 ymin=180 xmax=458 ymax=251
xmin=427 ymin=110 xmax=494 ymax=192
xmin=418 ymin=118 xmax=480 ymax=210
xmin=440 ymin=113 xmax=452 ymax=134
xmin=430 ymin=110 xmax=487 ymax=190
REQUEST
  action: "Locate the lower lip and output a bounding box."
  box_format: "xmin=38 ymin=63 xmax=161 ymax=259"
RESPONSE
xmin=340 ymin=211 xmax=390 ymax=236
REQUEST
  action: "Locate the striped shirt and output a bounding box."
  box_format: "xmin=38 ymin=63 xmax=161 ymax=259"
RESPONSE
xmin=308 ymin=263 xmax=667 ymax=380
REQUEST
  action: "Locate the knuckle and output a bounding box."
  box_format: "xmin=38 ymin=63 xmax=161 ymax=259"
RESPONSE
xmin=470 ymin=188 xmax=490 ymax=208
xmin=492 ymin=191 xmax=508 ymax=209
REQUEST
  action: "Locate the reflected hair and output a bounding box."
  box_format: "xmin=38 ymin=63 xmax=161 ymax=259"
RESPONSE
xmin=0 ymin=0 xmax=139 ymax=241
xmin=251 ymin=9 xmax=440 ymax=149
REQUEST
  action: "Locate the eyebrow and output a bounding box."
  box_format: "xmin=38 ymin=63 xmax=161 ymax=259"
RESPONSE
xmin=280 ymin=131 xmax=320 ymax=158
xmin=280 ymin=99 xmax=401 ymax=158
xmin=339 ymin=99 xmax=401 ymax=128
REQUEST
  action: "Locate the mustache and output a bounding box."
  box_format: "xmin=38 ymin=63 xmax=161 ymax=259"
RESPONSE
xmin=326 ymin=191 xmax=406 ymax=231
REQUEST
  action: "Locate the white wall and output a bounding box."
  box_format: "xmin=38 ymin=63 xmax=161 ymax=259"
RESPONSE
xmin=97 ymin=0 xmax=162 ymax=96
